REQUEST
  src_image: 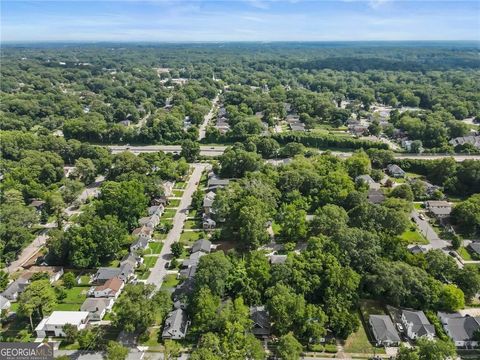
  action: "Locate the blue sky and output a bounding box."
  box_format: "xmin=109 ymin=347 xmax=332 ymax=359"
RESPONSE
xmin=2 ymin=0 xmax=479 ymax=42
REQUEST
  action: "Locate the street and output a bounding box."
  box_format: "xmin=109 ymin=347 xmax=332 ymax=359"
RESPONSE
xmin=146 ymin=163 xmax=208 ymax=289
xmin=410 ymin=210 xmax=448 ymax=250
xmin=198 ymin=94 xmax=220 ymax=141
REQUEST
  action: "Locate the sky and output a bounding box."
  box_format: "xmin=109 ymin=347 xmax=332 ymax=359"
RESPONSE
xmin=1 ymin=0 xmax=479 ymax=42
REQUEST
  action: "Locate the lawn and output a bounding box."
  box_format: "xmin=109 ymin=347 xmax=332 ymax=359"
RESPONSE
xmin=458 ymin=247 xmax=473 ymax=261
xmin=161 ymin=274 xmax=180 ymax=289
xmin=413 ymin=202 xmax=424 ymax=210
xmin=136 ymin=270 xmax=151 ymax=280
xmin=173 ymin=189 xmax=184 ymax=197
xmin=343 ymin=314 xmax=385 ymax=354
xmin=184 ymin=219 xmax=201 ymax=230
xmin=147 ymin=242 xmax=163 ymax=254
xmin=143 ymin=255 xmax=159 ymax=268
xmin=188 ymin=209 xmax=198 ymax=218
xmin=168 ymin=199 xmax=181 ymax=207
xmin=62 ymin=286 xmax=89 ymax=304
xmin=174 ymin=181 xmax=186 ymax=189
xmin=180 ymin=231 xmax=202 ymax=244
xmin=140 ymin=328 xmax=162 ymax=346
xmin=163 ymin=209 xmax=177 ymax=218
xmin=153 ymin=232 xmax=167 ymax=241
xmin=400 ymin=229 xmax=429 ymax=244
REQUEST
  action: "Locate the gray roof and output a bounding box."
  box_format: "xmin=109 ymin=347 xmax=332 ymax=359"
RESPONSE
xmin=131 ymin=236 xmax=149 ymax=250
xmin=94 ymin=267 xmax=121 ymax=282
xmin=2 ymin=278 xmax=29 ymax=300
xmin=172 ymin=278 xmax=195 ymax=301
xmin=440 ymin=314 xmax=480 ymax=342
xmin=469 ymin=242 xmax=480 ymax=255
xmin=408 ymin=245 xmax=431 ymax=254
xmin=290 ymin=123 xmax=305 ymax=131
xmin=0 ymin=295 xmax=10 ymax=309
xmin=387 ymin=164 xmax=406 ymax=176
xmin=203 ymin=192 xmax=216 ymax=208
xmin=449 ymin=135 xmax=480 ymax=148
xmin=162 ymin=308 xmax=189 ymax=339
xmin=81 ymin=298 xmax=111 ymax=314
xmin=207 ymin=175 xmax=230 ymax=189
xmin=120 ymin=254 xmax=139 ymax=268
xmin=191 ymin=239 xmax=211 ymax=254
xmin=119 ymin=262 xmax=135 ymax=278
xmin=182 ymin=251 xmax=206 ymax=268
xmin=250 ymin=306 xmax=271 ymax=336
xmin=370 ymin=315 xmax=401 ymax=343
xmin=270 ymin=255 xmax=287 ymax=265
xmin=179 ymin=265 xmax=197 ymax=279
xmin=402 ymin=310 xmax=435 ymax=337
xmin=368 ymin=189 xmax=385 ymax=204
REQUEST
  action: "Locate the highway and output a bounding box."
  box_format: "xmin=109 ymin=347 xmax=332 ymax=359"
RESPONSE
xmin=108 ymin=145 xmax=480 ymax=161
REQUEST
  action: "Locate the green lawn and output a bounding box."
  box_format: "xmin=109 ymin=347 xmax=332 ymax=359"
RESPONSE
xmin=144 ymin=256 xmax=159 ymax=268
xmin=153 ymin=232 xmax=167 ymax=241
xmin=137 ymin=270 xmax=151 ymax=280
xmin=343 ymin=314 xmax=385 ymax=354
xmin=188 ymin=209 xmax=198 ymax=218
xmin=140 ymin=328 xmax=162 ymax=346
xmin=458 ymin=247 xmax=473 ymax=261
xmin=161 ymin=274 xmax=180 ymax=289
xmin=168 ymin=199 xmax=181 ymax=207
xmin=52 ymin=285 xmax=89 ymax=311
xmin=413 ymin=202 xmax=424 ymax=210
xmin=163 ymin=209 xmax=177 ymax=218
xmin=174 ymin=181 xmax=186 ymax=189
xmin=147 ymin=242 xmax=163 ymax=254
xmin=180 ymin=231 xmax=202 ymax=244
xmin=184 ymin=219 xmax=201 ymax=229
xmin=173 ymin=189 xmax=184 ymax=197
xmin=400 ymin=227 xmax=429 ymax=244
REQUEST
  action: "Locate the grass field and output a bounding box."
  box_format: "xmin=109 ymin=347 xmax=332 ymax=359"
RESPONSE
xmin=168 ymin=199 xmax=181 ymax=207
xmin=184 ymin=219 xmax=201 ymax=229
xmin=163 ymin=209 xmax=177 ymax=218
xmin=173 ymin=189 xmax=184 ymax=197
xmin=174 ymin=181 xmax=186 ymax=189
xmin=180 ymin=231 xmax=202 ymax=244
xmin=458 ymin=247 xmax=473 ymax=261
xmin=137 ymin=270 xmax=150 ymax=280
xmin=161 ymin=274 xmax=180 ymax=289
xmin=400 ymin=227 xmax=429 ymax=244
xmin=143 ymin=255 xmax=159 ymax=268
xmin=147 ymin=242 xmax=163 ymax=254
xmin=53 ymin=285 xmax=89 ymax=311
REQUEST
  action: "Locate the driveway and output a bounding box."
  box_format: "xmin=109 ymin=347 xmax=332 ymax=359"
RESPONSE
xmin=146 ymin=163 xmax=208 ymax=290
xmin=411 ymin=210 xmax=448 ymax=250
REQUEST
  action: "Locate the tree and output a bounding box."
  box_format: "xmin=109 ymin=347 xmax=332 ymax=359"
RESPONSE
xmin=164 ymin=340 xmax=181 ymax=360
xmin=18 ymin=280 xmax=57 ymax=330
xmin=438 ymin=284 xmax=465 ymax=312
xmin=62 ymin=272 xmax=76 ymax=289
xmin=345 ymin=150 xmax=371 ymax=178
xmin=73 ymin=158 xmax=97 ymax=184
xmin=451 ymin=194 xmax=480 ymax=236
xmin=0 ymin=272 xmax=9 ymax=292
xmin=416 ymin=337 xmax=456 ymax=360
xmin=171 ymin=242 xmax=183 ymax=258
xmin=191 ymin=287 xmax=221 ymax=333
xmin=219 ymin=147 xmax=262 ymax=178
xmin=311 ymin=204 xmax=349 ymax=236
xmin=63 ymin=323 xmax=78 ymax=344
xmin=390 ymin=184 xmax=414 ymax=202
xmin=181 ymin=139 xmax=200 ymax=162
xmin=106 ymin=341 xmax=129 ymax=360
xmin=195 ymin=252 xmax=233 ymax=297
xmin=236 ymin=196 xmax=270 ymax=249
xmin=277 ymin=203 xmax=308 ymax=242
xmin=275 ymin=333 xmax=303 ymax=360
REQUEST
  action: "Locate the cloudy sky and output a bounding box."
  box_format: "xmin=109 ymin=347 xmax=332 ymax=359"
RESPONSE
xmin=2 ymin=0 xmax=479 ymax=42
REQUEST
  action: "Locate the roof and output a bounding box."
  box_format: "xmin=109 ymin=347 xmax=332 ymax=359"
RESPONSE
xmin=162 ymin=308 xmax=189 ymax=338
xmin=441 ymin=314 xmax=480 ymax=341
xmin=121 ymin=254 xmax=139 ymax=267
xmin=469 ymin=242 xmax=480 ymax=255
xmin=119 ymin=262 xmax=134 ymax=277
xmin=368 ymin=189 xmax=385 ymax=204
xmin=449 ymin=135 xmax=480 ymax=148
xmin=94 ymin=267 xmax=121 ymax=281
xmin=179 ymin=265 xmax=197 ymax=279
xmin=191 ymin=239 xmax=212 ymax=254
xmin=269 ymin=255 xmax=287 ymax=265
xmin=203 ymin=192 xmax=216 ymax=208
xmin=369 ymin=315 xmax=401 ymax=343
xmin=207 ymin=175 xmax=230 ymax=189
xmin=131 ymin=236 xmax=149 ymax=250
xmin=95 ymin=277 xmax=123 ymax=293
xmin=29 ymin=199 xmax=46 ymax=208
xmin=387 ymin=164 xmax=406 ymax=175
xmin=38 ymin=311 xmax=89 ymax=328
xmin=402 ymin=310 xmax=435 ymax=337
xmin=2 ymin=278 xmax=29 ymax=299
xmin=250 ymin=306 xmax=271 ymax=336
xmin=408 ymin=244 xmax=431 ymax=254
xmin=0 ymin=295 xmax=10 ymax=309
xmin=81 ymin=298 xmax=112 ymax=313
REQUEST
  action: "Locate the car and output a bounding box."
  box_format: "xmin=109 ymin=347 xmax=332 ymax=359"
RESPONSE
xmin=419 ymin=214 xmax=425 ymax=220
xmin=396 ymin=323 xmax=404 ymax=332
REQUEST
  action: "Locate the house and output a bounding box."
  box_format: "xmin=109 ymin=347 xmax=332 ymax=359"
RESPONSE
xmin=0 ymin=294 xmax=11 ymax=311
xmin=163 ymin=181 xmax=175 ymax=197
xmin=401 ymin=310 xmax=435 ymax=340
xmin=179 ymin=264 xmax=197 ymax=279
xmin=130 ymin=236 xmax=149 ymax=252
xmin=449 ymin=135 xmax=480 ymax=149
xmin=348 ymin=124 xmax=368 ymax=136
xmin=369 ymin=315 xmax=401 ymax=346
xmin=162 ymin=308 xmax=190 ymax=340
xmin=407 ymin=244 xmax=431 ymax=255
xmin=468 ymin=242 xmax=480 ymax=256
xmin=191 ymin=239 xmax=212 ymax=254
xmin=290 ymin=122 xmax=305 ymax=132
xmin=424 ymin=201 xmax=452 ymax=220
xmin=92 ymin=267 xmax=121 ymax=284
xmin=90 ymin=277 xmax=124 ymax=299
xmin=132 ymin=226 xmax=153 ymax=243
xmin=22 ymin=266 xmax=64 ymax=283
xmin=269 ymin=255 xmax=287 ymax=265
xmin=28 ymin=199 xmax=46 ymax=212
xmin=118 ymin=262 xmax=135 ymax=282
xmin=138 ymin=215 xmax=160 ymax=229
xmin=438 ymin=312 xmax=480 ymax=348
xmin=250 ymin=306 xmax=271 ymax=337
xmin=356 ymin=175 xmax=381 ymax=190
xmin=147 ymin=205 xmax=164 ymax=216
xmin=172 ymin=278 xmax=195 ymax=301
xmin=151 ymin=195 xmax=169 ymax=206
xmin=207 ymin=173 xmax=230 ymax=191
xmin=368 ymin=189 xmax=385 ymax=204
xmin=35 ymin=311 xmax=89 ymax=337
xmin=386 ymin=164 xmax=406 ymax=178
xmin=81 ymin=298 xmax=114 ymax=321
xmin=202 ymin=217 xmax=216 ymax=230
xmin=120 ymin=253 xmax=143 ymax=268
xmin=1 ymin=278 xmax=29 ymax=301
xmin=182 ymin=251 xmax=206 ymax=268
xmin=203 ymin=191 xmax=216 ymax=215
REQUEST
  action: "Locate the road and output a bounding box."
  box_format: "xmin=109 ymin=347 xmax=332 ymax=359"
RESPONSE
xmin=146 ymin=163 xmax=208 ymax=289
xmin=198 ymin=94 xmax=220 ymax=141
xmin=108 ymin=145 xmax=480 ymax=162
xmin=5 ymin=175 xmax=105 ymax=274
xmin=411 ymin=210 xmax=448 ymax=249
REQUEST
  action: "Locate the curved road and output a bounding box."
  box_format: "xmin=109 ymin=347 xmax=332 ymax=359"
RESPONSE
xmin=108 ymin=145 xmax=480 ymax=161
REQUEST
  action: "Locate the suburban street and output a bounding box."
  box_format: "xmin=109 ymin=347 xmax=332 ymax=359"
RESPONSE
xmin=146 ymin=163 xmax=208 ymax=289
xmin=198 ymin=94 xmax=220 ymax=141
xmin=5 ymin=175 xmax=105 ymax=274
xmin=108 ymin=144 xmax=480 ymax=161
xmin=410 ymin=210 xmax=449 ymax=250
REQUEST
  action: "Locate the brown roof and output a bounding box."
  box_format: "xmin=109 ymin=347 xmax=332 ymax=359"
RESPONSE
xmin=95 ymin=277 xmax=123 ymax=293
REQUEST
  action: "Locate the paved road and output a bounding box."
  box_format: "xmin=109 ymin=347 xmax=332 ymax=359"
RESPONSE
xmin=5 ymin=175 xmax=105 ymax=274
xmin=146 ymin=163 xmax=208 ymax=289
xmin=108 ymin=145 xmax=480 ymax=162
xmin=198 ymin=94 xmax=220 ymax=141
xmin=411 ymin=210 xmax=448 ymax=249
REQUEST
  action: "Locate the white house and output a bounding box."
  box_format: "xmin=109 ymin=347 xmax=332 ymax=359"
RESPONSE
xmin=401 ymin=310 xmax=435 ymax=340
xmin=438 ymin=312 xmax=480 ymax=348
xmin=90 ymin=277 xmax=124 ymax=299
xmin=35 ymin=311 xmax=89 ymax=337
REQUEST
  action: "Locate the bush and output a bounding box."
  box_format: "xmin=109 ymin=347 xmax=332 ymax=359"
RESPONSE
xmin=324 ymin=344 xmax=337 ymax=353
xmin=307 ymin=344 xmax=324 ymax=352
xmin=273 ymin=133 xmax=389 ymax=151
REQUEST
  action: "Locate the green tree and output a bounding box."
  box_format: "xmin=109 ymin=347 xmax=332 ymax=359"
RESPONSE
xmin=181 ymin=139 xmax=201 ymax=162
xmin=171 ymin=242 xmax=183 ymax=258
xmin=275 ymin=333 xmax=303 ymax=360
xmin=345 ymin=150 xmax=371 ymax=178
xmin=277 ymin=203 xmax=308 ymax=242
xmin=106 ymin=341 xmax=129 ymax=360
xmin=18 ymin=280 xmax=57 ymax=330
xmin=62 ymin=272 xmax=76 ymax=289
xmin=164 ymin=340 xmax=181 ymax=360
xmin=73 ymin=158 xmax=97 ymax=184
